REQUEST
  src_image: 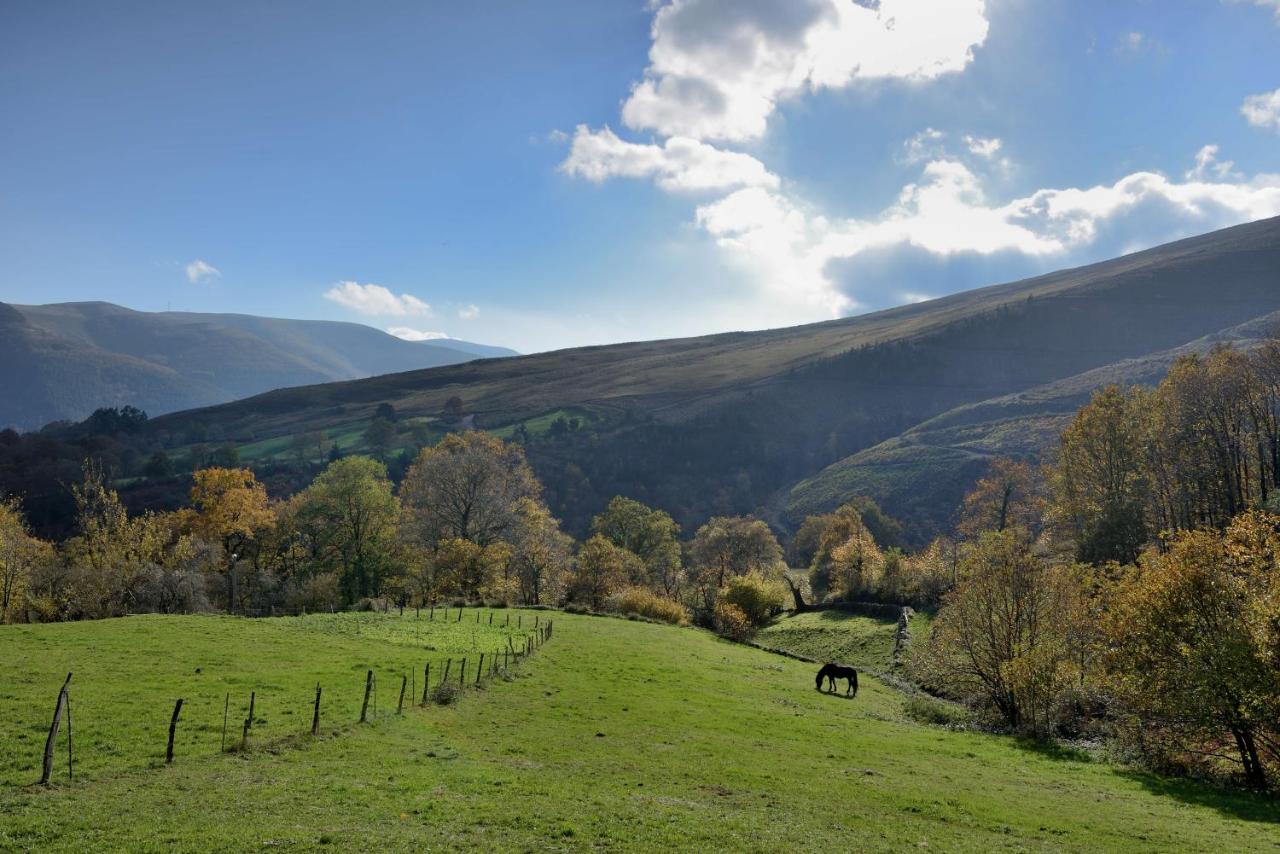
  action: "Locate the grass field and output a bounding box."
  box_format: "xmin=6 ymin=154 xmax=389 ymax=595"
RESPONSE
xmin=756 ymin=608 xmax=933 ymax=673
xmin=0 ymin=609 xmax=543 ymax=787
xmin=1 ymin=612 xmax=1278 ymax=852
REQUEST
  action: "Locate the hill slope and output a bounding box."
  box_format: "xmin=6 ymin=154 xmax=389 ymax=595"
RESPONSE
xmin=787 ymin=309 xmax=1280 ymax=538
xmin=0 ymin=302 xmax=516 ymax=430
xmin=139 ymin=216 xmax=1280 ymax=536
xmin=2 ymin=612 xmax=1276 ymax=851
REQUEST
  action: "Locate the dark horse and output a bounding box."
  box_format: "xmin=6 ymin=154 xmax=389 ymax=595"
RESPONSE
xmin=816 ymin=662 xmax=858 ymax=696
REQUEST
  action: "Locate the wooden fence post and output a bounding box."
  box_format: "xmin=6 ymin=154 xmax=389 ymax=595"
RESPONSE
xmin=360 ymin=669 xmax=373 ymax=723
xmin=166 ymin=699 xmax=184 ymax=764
xmin=221 ymin=692 xmax=230 ymax=752
xmin=518 ymin=615 xmax=522 ymax=628
xmin=535 ymin=615 xmax=539 ymax=629
xmin=477 ymin=654 xmax=485 ymax=686
xmin=248 ymin=691 xmax=256 ymax=728
xmin=459 ymin=658 xmax=467 ymax=688
xmin=505 ymin=613 xmax=509 ymax=627
xmin=442 ymin=659 xmax=452 ymax=689
xmin=312 ymin=684 xmax=322 ymax=735
xmin=41 ymin=673 xmax=71 ymax=786
xmin=475 ymin=610 xmax=480 ymax=624
xmin=65 ymin=688 xmax=73 ymax=781
xmin=422 ymin=663 xmax=431 ymax=704
xmin=430 ymin=605 xmax=435 ymax=621
xmin=398 ymin=673 xmax=407 ymax=714
xmin=489 ymin=612 xmax=493 ymax=625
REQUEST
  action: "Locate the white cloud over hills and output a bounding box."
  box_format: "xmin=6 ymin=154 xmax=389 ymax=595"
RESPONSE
xmin=324 ymin=281 xmax=431 ymax=316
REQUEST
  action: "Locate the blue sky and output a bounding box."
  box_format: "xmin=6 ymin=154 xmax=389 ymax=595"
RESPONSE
xmin=2 ymin=1 xmax=1279 ymax=353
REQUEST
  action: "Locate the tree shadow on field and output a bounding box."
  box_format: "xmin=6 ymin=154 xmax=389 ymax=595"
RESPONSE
xmin=1010 ymin=738 xmax=1095 ymax=764
xmin=1116 ymin=769 xmax=1280 ymax=824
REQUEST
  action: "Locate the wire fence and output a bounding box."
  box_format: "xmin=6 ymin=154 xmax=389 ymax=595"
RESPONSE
xmin=28 ymin=615 xmax=554 ymax=788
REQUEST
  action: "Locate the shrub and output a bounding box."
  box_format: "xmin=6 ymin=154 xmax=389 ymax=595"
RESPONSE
xmin=430 ymin=681 xmax=461 ymax=706
xmin=904 ymin=695 xmax=971 ymax=728
xmin=606 ymin=586 xmax=689 ymax=625
xmin=712 ymin=601 xmax=753 ymax=641
xmin=719 ymin=571 xmax=786 ymax=626
xmin=286 ymin=572 xmax=341 ymax=614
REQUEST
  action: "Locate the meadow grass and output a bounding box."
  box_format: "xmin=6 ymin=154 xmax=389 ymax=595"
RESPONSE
xmin=0 ymin=609 xmax=543 ymax=787
xmin=756 ymin=608 xmax=933 ymax=673
xmin=1 ymin=611 xmax=1277 ymax=852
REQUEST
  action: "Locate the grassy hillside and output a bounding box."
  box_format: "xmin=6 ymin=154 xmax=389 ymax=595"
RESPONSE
xmin=788 ymin=309 xmax=1280 ymax=540
xmin=132 ymin=216 xmax=1280 ymax=537
xmin=0 ymin=302 xmax=514 ymax=430
xmin=0 ymin=610 xmax=543 ymax=787
xmin=756 ymin=609 xmax=933 ymax=674
xmin=2 ymin=613 xmax=1276 ymax=851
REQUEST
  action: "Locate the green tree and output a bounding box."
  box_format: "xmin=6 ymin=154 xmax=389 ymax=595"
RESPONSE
xmin=568 ymin=535 xmax=633 ymax=609
xmin=291 ymin=457 xmax=402 ymax=603
xmin=591 ymin=496 xmax=682 ymax=594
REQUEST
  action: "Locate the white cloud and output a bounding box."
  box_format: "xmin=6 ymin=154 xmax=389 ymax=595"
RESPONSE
xmin=560 ymin=125 xmax=778 ymax=193
xmin=1242 ymin=88 xmax=1280 ymax=131
xmin=323 ymin=281 xmax=431 ymax=316
xmin=694 ymin=150 xmax=1280 ymax=315
xmin=458 ymin=304 xmax=480 ymax=320
xmin=185 ymin=259 xmax=220 ymax=284
xmin=621 ymin=0 xmax=989 ymax=142
xmin=1185 ymin=144 xmax=1240 ymax=181
xmin=900 ymin=128 xmax=946 ymax=165
xmin=388 ymin=327 xmax=450 ymax=341
xmin=963 ymin=135 xmax=1002 ymax=159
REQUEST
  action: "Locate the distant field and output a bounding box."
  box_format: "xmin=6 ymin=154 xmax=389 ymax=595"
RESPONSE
xmin=0 ymin=610 xmax=543 ymax=787
xmin=756 ymin=608 xmax=932 ymax=673
xmin=2 ymin=611 xmax=1277 ymax=851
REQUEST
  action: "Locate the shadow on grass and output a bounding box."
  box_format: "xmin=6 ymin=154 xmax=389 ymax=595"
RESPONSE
xmin=1010 ymin=738 xmax=1280 ymax=823
xmin=1116 ymin=769 xmax=1280 ymax=824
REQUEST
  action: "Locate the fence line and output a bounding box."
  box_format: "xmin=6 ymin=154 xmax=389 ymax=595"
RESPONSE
xmin=28 ymin=609 xmax=556 ymax=787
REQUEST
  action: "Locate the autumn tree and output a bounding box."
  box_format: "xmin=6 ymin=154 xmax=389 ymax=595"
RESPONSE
xmin=0 ymin=498 xmax=52 ymax=623
xmin=806 ymin=502 xmax=881 ymax=601
xmin=399 ymin=432 xmax=541 ymax=549
xmin=508 ymin=497 xmax=573 ymax=604
xmin=912 ymin=530 xmax=1090 ymax=736
xmin=591 ymin=496 xmax=683 ymax=595
xmin=955 ymin=458 xmax=1043 ymax=540
xmin=189 ymin=467 xmax=274 ymax=612
xmin=430 ymin=537 xmax=513 ymax=602
xmin=688 ymin=516 xmax=782 ymax=590
xmin=1049 ymin=385 xmax=1150 ymax=564
xmin=568 ymin=535 xmax=633 ymax=609
xmin=1103 ymin=512 xmax=1280 ymax=789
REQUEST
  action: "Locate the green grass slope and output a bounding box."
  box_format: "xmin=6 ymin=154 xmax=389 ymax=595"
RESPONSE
xmin=0 ymin=610 xmax=542 ymax=787
xmin=2 ymin=613 xmax=1276 ymax=852
xmin=756 ymin=609 xmax=933 ymax=674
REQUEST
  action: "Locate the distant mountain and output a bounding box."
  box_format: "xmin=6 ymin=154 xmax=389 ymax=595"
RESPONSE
xmin=0 ymin=302 xmax=515 ymax=430
xmin=138 ymin=216 xmax=1280 ymax=540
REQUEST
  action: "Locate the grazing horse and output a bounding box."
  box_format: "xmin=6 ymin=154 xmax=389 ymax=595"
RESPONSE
xmin=815 ymin=662 xmax=859 ymax=696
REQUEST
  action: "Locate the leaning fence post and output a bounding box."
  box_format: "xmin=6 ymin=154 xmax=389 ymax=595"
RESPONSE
xmin=477 ymin=653 xmax=485 ymax=686
xmin=360 ymin=669 xmax=373 ymax=723
xmin=459 ymin=658 xmax=467 ymax=688
xmin=65 ymin=687 xmax=73 ymax=781
xmin=422 ymin=663 xmax=431 ymax=704
xmin=221 ymin=692 xmax=230 ymax=752
xmin=166 ymin=698 xmax=184 ymax=765
xmin=312 ymin=684 xmax=322 ymax=735
xmin=457 ymin=607 xmax=462 ymax=622
xmin=535 ymin=615 xmax=539 ymax=629
xmin=41 ymin=673 xmax=72 ymax=786
xmin=248 ymin=691 xmax=256 ymax=729
xmin=398 ymin=673 xmax=407 ymax=714
xmin=442 ymin=659 xmax=452 ymax=689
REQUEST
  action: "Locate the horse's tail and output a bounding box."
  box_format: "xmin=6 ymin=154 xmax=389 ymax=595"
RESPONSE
xmin=851 ymin=669 xmax=859 ymax=695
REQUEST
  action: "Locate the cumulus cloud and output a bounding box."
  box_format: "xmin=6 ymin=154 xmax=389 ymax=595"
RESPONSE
xmin=388 ymin=327 xmax=450 ymax=341
xmin=1242 ymin=88 xmax=1280 ymax=131
xmin=621 ymin=0 xmax=989 ymax=142
xmin=458 ymin=304 xmax=480 ymax=320
xmin=560 ymin=125 xmax=778 ymax=193
xmin=185 ymin=259 xmax=220 ymax=284
xmin=900 ymin=128 xmax=947 ymax=165
xmin=963 ymin=135 xmax=1002 ymax=159
xmin=694 ymin=151 xmax=1280 ymax=315
xmin=1185 ymin=144 xmax=1240 ymax=181
xmin=323 ymin=281 xmax=431 ymax=316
